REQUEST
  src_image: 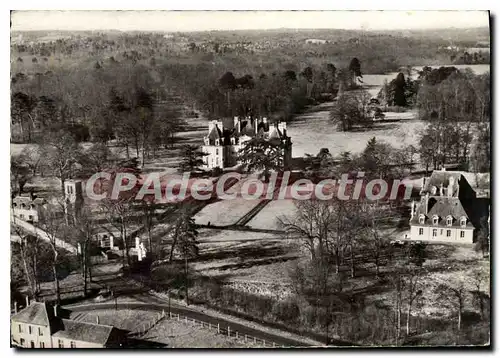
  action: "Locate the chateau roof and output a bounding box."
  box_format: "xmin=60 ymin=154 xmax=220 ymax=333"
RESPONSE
xmin=421 ymin=171 xmax=466 ymax=197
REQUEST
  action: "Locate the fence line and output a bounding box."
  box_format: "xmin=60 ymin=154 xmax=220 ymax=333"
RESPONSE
xmin=159 ymin=310 xmax=285 ymax=348
xmin=135 ymin=309 xmax=167 ymax=336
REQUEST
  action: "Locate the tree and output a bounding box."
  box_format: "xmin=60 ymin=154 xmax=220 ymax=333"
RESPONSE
xmin=11 ymin=92 xmax=36 ymax=142
xmin=11 ymin=155 xmax=31 ymax=195
xmin=168 ymin=205 xmax=199 ymax=263
xmin=11 ymin=225 xmax=44 ymax=299
xmin=361 ymin=137 xmax=394 ymax=179
xmin=38 ymin=204 xmax=66 ymax=303
xmin=289 ymin=257 xmax=347 ymax=345
xmin=474 ymin=216 xmax=490 ymax=257
xmin=43 ymin=130 xmax=82 ymax=193
xmin=330 ymin=90 xmax=372 ymax=131
xmin=80 ymin=142 xmax=114 ymax=175
xmin=301 ymin=67 xmax=314 ymax=83
xmin=283 ymin=70 xmax=297 ymax=82
xmin=278 ymin=200 xmax=333 ymax=262
xmin=403 ymin=268 xmax=423 ymax=336
xmin=100 ymin=197 xmax=135 ymax=267
xmin=178 ymin=145 xmax=205 ymax=173
xmin=359 ymin=202 xmax=394 ymax=278
xmin=348 ymin=58 xmax=362 ymax=87
xmin=393 ymin=72 xmax=407 ymax=107
xmin=304 ymin=148 xmax=335 ymax=179
xmin=435 ymin=277 xmax=467 ymax=332
xmin=70 ymin=208 xmax=98 ymax=297
xmin=238 ymin=137 xmax=286 ymax=181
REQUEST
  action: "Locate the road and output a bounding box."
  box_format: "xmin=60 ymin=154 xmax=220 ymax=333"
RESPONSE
xmin=11 ymin=214 xmax=77 ymax=254
xmin=64 ymin=300 xmax=315 ymax=347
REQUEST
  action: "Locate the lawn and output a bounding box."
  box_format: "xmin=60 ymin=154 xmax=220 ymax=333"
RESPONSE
xmin=288 ymin=109 xmax=427 ymax=158
xmin=246 ymin=199 xmax=297 ymax=230
xmin=194 ymin=198 xmax=262 ymax=226
xmin=190 ymin=228 xmax=299 ymax=290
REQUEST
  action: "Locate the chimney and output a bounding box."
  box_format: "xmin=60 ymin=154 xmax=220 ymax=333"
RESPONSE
xmin=14 ymin=301 xmax=18 ymax=313
xmin=25 ymin=296 xmax=29 ymax=307
xmin=96 ymin=315 xmax=100 ymax=325
xmin=439 ymin=184 xmax=444 ymax=196
xmin=424 ymin=193 xmax=429 ymax=215
xmin=410 ymin=201 xmax=415 ymax=220
xmin=53 ymin=304 xmax=58 ymax=317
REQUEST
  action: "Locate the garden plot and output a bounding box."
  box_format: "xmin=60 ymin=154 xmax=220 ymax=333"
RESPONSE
xmin=194 ymin=198 xmax=262 ymax=226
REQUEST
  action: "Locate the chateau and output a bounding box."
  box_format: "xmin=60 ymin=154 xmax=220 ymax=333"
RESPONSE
xmin=201 ymin=116 xmax=292 ymax=170
xmin=409 ymin=169 xmax=488 ymax=244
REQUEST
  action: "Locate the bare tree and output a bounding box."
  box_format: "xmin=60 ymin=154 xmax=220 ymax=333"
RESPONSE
xmin=38 ymin=204 xmax=66 ymax=303
xmin=12 ymin=225 xmax=42 ymax=299
xmin=278 ymin=200 xmax=333 ymax=262
xmin=100 ymin=197 xmax=134 ymax=267
xmin=403 ymin=268 xmax=423 ymax=336
xmin=71 ymin=208 xmax=98 ymax=296
xmin=471 ymin=267 xmax=489 ymax=320
xmin=359 ymin=202 xmax=394 ymax=278
xmin=43 ymin=130 xmax=82 ymax=193
xmin=435 ymin=278 xmax=467 ymax=332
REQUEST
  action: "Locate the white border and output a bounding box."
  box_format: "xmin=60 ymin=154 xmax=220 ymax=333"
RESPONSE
xmin=2 ymin=3 xmax=497 ymax=358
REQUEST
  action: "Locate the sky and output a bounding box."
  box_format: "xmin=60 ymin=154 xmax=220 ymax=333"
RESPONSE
xmin=11 ymin=10 xmax=490 ymax=32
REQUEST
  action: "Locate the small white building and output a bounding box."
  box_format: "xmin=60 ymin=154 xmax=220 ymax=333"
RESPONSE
xmin=12 ymin=194 xmax=46 ymax=223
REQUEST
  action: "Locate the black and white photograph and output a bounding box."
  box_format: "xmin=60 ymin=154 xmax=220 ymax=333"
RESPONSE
xmin=8 ymin=9 xmax=491 ymax=349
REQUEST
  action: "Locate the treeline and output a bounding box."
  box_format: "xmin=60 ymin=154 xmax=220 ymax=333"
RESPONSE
xmin=11 ymin=49 xmax=365 ymax=145
xmin=415 ymin=67 xmax=490 ymax=172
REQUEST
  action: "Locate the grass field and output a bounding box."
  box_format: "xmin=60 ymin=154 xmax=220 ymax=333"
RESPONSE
xmin=288 ymin=110 xmax=427 ymax=158
xmin=192 ymin=228 xmax=298 ymax=283
xmin=70 ymin=309 xmax=159 ymax=333
xmin=142 ymin=318 xmax=264 ymax=348
xmin=194 ymin=198 xmax=262 ymax=226
xmin=246 ymin=199 xmax=297 ymax=230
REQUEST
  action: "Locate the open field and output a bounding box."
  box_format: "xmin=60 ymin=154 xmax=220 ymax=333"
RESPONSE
xmin=192 ymin=228 xmax=298 ymax=283
xmin=288 ymin=107 xmax=427 ymax=158
xmin=247 ymin=200 xmax=297 ymax=230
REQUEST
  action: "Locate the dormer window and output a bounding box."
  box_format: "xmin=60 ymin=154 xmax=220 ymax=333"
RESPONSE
xmin=215 ymin=139 xmax=220 ymax=146
xmin=21 ymin=203 xmax=26 ymax=209
xmin=419 ymin=214 xmax=425 ymax=224
xmin=446 ymin=216 xmax=453 ymax=226
xmin=460 ymin=217 xmax=467 ymax=227
xmin=204 ymin=138 xmax=209 ymax=145
xmin=432 ymin=215 xmax=439 ymax=225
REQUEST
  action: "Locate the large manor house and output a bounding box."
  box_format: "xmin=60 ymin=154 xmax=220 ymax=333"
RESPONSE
xmin=409 ymin=169 xmax=489 ymax=244
xmin=201 ymin=116 xmax=292 ymax=170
